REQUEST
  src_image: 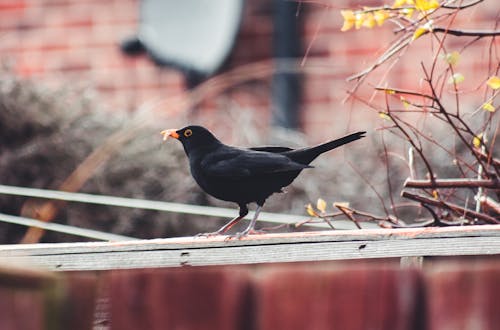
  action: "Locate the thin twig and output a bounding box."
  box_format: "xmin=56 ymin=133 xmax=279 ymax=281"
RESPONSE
xmin=404 ymin=178 xmax=500 ymax=189
xmin=421 ymin=64 xmax=494 ymax=179
xmin=334 ymin=203 xmax=362 ymax=229
xmin=441 ymin=0 xmax=484 ymax=10
xmin=420 ymin=203 xmax=443 ymax=226
xmin=401 ymin=191 xmax=500 ymax=224
xmin=432 ymin=27 xmax=500 ymax=38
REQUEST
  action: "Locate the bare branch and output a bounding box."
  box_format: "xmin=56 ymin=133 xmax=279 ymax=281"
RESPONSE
xmin=432 ymin=27 xmax=500 ymax=38
xmin=404 ymin=178 xmax=500 ymax=190
xmin=441 ymin=0 xmax=484 ymax=10
xmin=334 ymin=203 xmax=362 ymax=229
xmin=401 ymin=191 xmax=500 ymax=224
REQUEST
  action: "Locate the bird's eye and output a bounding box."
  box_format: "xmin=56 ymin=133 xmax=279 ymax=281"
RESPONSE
xmin=184 ymin=129 xmax=193 ymax=137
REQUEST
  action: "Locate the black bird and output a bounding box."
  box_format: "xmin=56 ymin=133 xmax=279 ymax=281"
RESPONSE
xmin=161 ymin=125 xmax=365 ymax=238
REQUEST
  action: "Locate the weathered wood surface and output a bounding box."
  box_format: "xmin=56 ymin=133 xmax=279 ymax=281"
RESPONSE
xmin=0 ymin=225 xmax=499 ymax=271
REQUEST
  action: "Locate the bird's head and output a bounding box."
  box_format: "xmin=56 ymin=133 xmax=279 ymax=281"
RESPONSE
xmin=161 ymin=125 xmax=220 ymax=155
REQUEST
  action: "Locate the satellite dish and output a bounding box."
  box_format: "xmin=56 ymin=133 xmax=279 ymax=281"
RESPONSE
xmin=123 ymin=0 xmax=244 ymax=85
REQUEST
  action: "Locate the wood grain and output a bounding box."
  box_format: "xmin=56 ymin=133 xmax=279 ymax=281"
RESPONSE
xmin=1 ymin=225 xmax=499 ymax=271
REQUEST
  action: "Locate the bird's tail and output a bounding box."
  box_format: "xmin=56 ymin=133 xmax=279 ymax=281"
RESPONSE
xmin=313 ymin=131 xmax=366 ymax=155
xmin=287 ymin=131 xmax=366 ymax=164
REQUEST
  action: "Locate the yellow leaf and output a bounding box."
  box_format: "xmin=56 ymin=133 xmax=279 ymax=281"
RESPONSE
xmin=415 ymin=0 xmax=439 ymax=11
xmin=362 ymin=13 xmax=376 ymax=29
xmin=413 ymin=20 xmax=433 ymax=41
xmin=316 ymin=198 xmax=327 ymax=213
xmin=482 ymin=102 xmax=496 ymax=112
xmin=428 ymin=0 xmax=440 ymax=9
xmin=374 ymin=10 xmax=391 ymax=26
xmin=385 ymin=89 xmax=396 ymax=94
xmin=473 ymin=133 xmax=483 ymax=148
xmin=401 ymin=96 xmax=410 ymax=109
xmin=447 ymin=73 xmax=465 ymax=84
xmin=432 ymin=190 xmax=439 ymax=199
xmin=379 ymin=112 xmax=391 ymax=120
xmin=393 ymin=0 xmax=413 ymax=8
xmin=393 ymin=0 xmax=406 ymax=7
xmin=486 ymin=76 xmax=500 ymax=90
xmin=413 ymin=26 xmax=428 ymax=40
xmin=402 ymin=8 xmax=414 ymax=19
xmin=340 ymin=10 xmax=356 ymax=32
xmin=306 ymin=204 xmax=318 ymax=217
xmin=355 ymin=12 xmax=364 ymax=29
xmin=443 ymin=51 xmax=460 ymax=66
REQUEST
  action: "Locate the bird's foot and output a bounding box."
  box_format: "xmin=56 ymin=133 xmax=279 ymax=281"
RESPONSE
xmin=224 ymin=229 xmax=266 ymax=241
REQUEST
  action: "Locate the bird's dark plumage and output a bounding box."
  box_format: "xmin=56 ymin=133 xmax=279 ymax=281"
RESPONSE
xmin=161 ymin=125 xmax=366 ymax=238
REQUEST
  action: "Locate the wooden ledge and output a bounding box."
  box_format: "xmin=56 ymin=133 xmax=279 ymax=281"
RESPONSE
xmin=0 ymin=225 xmax=499 ymax=271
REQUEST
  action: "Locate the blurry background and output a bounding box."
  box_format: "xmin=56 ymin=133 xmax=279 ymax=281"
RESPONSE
xmin=0 ymin=0 xmax=496 ymax=243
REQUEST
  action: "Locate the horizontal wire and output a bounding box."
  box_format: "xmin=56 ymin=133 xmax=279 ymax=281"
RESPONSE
xmin=0 ymin=184 xmax=369 ymax=229
xmin=0 ymin=212 xmax=136 ymax=242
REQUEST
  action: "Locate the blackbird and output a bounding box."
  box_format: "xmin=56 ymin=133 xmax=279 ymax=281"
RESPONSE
xmin=161 ymin=125 xmax=365 ymax=238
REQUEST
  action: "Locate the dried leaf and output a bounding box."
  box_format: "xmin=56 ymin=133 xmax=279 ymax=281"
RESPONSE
xmin=306 ymin=203 xmax=318 ymax=217
xmin=316 ymin=198 xmax=327 ymax=212
xmin=334 ymin=202 xmax=350 ymax=209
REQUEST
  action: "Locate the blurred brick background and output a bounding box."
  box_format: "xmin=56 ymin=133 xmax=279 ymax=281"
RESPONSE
xmin=0 ymin=0 xmax=497 ymax=142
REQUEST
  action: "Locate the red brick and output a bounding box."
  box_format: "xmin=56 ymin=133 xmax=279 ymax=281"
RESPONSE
xmin=0 ymin=0 xmax=495 ymax=138
xmin=0 ymin=0 xmax=27 ymax=11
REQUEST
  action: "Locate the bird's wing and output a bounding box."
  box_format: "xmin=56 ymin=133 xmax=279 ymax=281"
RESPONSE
xmin=201 ymin=149 xmax=310 ymax=178
xmin=249 ymin=146 xmax=294 ymax=153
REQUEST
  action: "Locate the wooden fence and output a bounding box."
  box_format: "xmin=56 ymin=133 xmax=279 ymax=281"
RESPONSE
xmin=0 ymin=225 xmax=499 ymax=329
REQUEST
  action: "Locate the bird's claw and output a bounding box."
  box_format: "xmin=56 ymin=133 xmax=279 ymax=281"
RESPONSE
xmin=194 ymin=231 xmax=223 ymax=238
xmin=224 ymin=229 xmax=266 ymax=241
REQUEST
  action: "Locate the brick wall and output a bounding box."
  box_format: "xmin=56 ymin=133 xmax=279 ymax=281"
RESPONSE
xmin=0 ymin=0 xmax=496 ymax=142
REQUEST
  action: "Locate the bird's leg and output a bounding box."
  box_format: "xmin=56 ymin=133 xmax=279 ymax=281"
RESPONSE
xmin=229 ymin=206 xmax=263 ymax=240
xmin=196 ymin=205 xmax=248 ymax=238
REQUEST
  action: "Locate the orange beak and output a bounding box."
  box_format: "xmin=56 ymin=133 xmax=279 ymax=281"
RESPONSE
xmin=160 ymin=129 xmax=180 ymax=141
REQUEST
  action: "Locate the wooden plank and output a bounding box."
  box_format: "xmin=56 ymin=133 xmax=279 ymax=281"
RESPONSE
xmin=0 ymin=225 xmax=499 ymax=271
xmin=426 ymin=262 xmax=500 ymax=330
xmin=110 ymin=268 xmax=250 ymax=330
xmin=0 ymin=265 xmax=97 ymax=329
xmin=257 ymin=266 xmax=422 ymax=330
